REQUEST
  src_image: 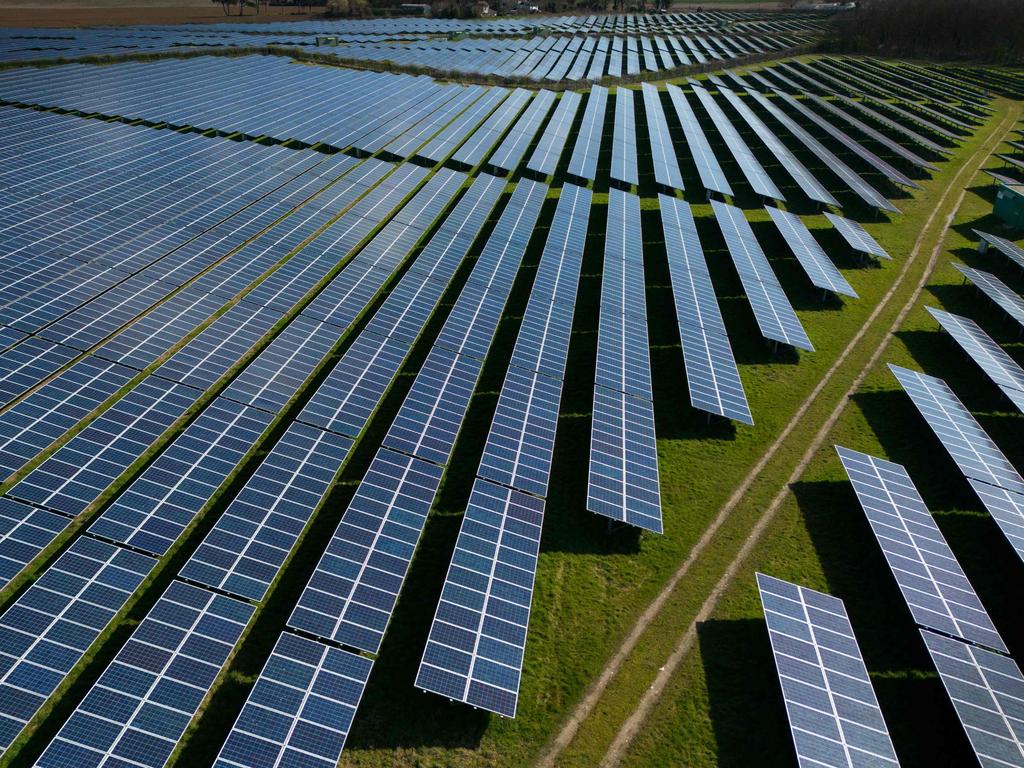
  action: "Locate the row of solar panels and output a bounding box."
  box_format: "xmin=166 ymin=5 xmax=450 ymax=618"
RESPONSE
xmin=329 ymin=30 xmax=801 ymax=82
xmin=0 ymin=55 xmax=962 ymax=222
xmin=759 ymin=226 xmax=1024 ymax=767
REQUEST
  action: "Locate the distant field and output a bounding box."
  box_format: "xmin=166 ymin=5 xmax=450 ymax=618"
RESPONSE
xmin=0 ymin=0 xmax=316 ymax=28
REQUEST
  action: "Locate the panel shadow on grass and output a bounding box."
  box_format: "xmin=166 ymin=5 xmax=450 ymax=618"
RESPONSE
xmin=698 ymin=617 xmax=795 ymax=768
xmin=790 ymin=479 xmax=979 ymax=767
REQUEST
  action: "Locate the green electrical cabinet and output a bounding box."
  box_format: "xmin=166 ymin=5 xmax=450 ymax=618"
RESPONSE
xmin=994 ymin=183 xmax=1024 ymax=229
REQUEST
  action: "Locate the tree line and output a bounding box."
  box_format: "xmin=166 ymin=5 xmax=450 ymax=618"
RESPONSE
xmin=828 ymin=0 xmax=1023 ymax=64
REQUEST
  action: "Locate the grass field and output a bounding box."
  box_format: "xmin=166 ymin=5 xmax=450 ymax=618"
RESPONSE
xmin=0 ymin=49 xmax=1020 ymax=768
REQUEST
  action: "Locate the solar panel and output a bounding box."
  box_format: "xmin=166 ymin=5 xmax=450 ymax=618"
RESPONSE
xmin=954 ymin=264 xmax=1024 ymax=331
xmin=0 ymin=498 xmax=69 ymax=590
xmin=746 ymin=89 xmax=899 ymax=214
xmin=890 ymin=364 xmax=1024 ymax=495
xmin=416 ymin=478 xmax=544 ymax=718
xmin=715 ymin=84 xmax=838 ymax=207
xmin=288 ymin=447 xmax=442 ymax=653
xmin=37 ymin=275 xmax=178 ymax=353
xmin=452 ymin=88 xmax=532 ymax=168
xmin=920 ymin=629 xmax=1024 ymax=768
xmin=383 ymin=345 xmax=481 ymax=467
xmin=477 ymin=366 xmax=563 ymax=498
xmin=0 ymin=536 xmax=156 ymax=754
xmin=527 ymin=91 xmax=581 ymax=176
xmin=610 ymin=87 xmax=639 ymax=186
xmin=773 ymin=90 xmax=919 ymax=189
xmin=756 ymin=573 xmax=901 ymax=768
xmin=9 ymin=378 xmax=202 ymax=517
xmin=154 ymin=301 xmax=285 ymax=391
xmin=86 ymin=397 xmax=273 ymax=557
xmin=596 ymin=188 xmax=652 ymax=400
xmin=824 ymin=212 xmax=891 ymax=260
xmin=94 ymin=288 xmax=224 ymax=371
xmin=974 ymin=229 xmax=1024 ymax=271
xmin=567 ymin=85 xmax=608 ymax=182
xmin=297 ymin=174 xmax=508 ymax=438
xmin=665 ymin=83 xmax=732 ymax=196
xmin=297 ymin=331 xmax=409 ymax=439
xmin=805 ymin=93 xmax=937 ymax=172
xmin=836 ymin=446 xmax=1007 ymax=652
xmin=488 ymin=89 xmax=555 ymax=172
xmin=0 ymin=337 xmax=79 ymax=410
xmin=35 ymin=580 xmax=254 ymax=768
xmin=179 ymin=422 xmax=350 ymax=603
xmin=964 ymin=479 xmax=1024 ymax=565
xmin=689 ymin=82 xmax=784 ymax=201
xmin=505 ymin=183 xmax=592 ymax=380
xmin=927 ymin=306 xmax=1024 ymax=413
xmin=659 ymin=196 xmax=751 ymax=424
xmin=711 ymin=200 xmax=813 ymax=352
xmin=641 ymin=83 xmax=684 ymax=190
xmin=212 ymin=632 xmax=372 ymax=768
xmin=766 ymin=206 xmax=857 ymax=297
xmin=220 ymin=316 xmax=342 ymax=415
xmin=587 ymin=384 xmax=661 ymax=533
xmin=0 ymin=355 xmax=137 ymax=480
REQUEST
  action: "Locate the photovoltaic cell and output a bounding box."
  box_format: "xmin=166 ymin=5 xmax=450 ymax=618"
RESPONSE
xmin=824 ymin=212 xmax=891 ymax=260
xmin=955 ymin=264 xmax=1024 ymax=331
xmin=974 ymin=229 xmax=1024 ymax=271
xmin=89 ymin=397 xmax=274 ymax=557
xmin=476 ymin=366 xmax=562 ymax=497
xmin=641 ymin=83 xmax=684 ymax=190
xmin=567 ymin=85 xmax=608 ymax=182
xmin=836 ymin=446 xmax=1007 ymax=652
xmin=757 ymin=573 xmax=900 ymax=768
xmin=610 ymin=87 xmax=638 ymax=186
xmin=35 ymin=580 xmax=254 ymax=768
xmin=665 ymin=83 xmax=732 ymax=196
xmin=416 ymin=478 xmax=544 ymax=718
xmin=220 ymin=315 xmax=342 ymax=415
xmin=920 ymin=629 xmax=1024 ymax=768
xmin=587 ymin=384 xmax=661 ymax=533
xmin=154 ymin=301 xmax=285 ymax=391
xmin=527 ymin=91 xmax=582 ymax=176
xmin=890 ymin=364 xmax=1024 ymax=496
xmin=767 ymin=206 xmax=857 ymax=298
xmin=689 ymin=82 xmax=784 ymax=201
xmin=659 ymin=195 xmax=751 ymax=424
xmin=212 ymin=632 xmax=372 ymax=768
xmin=596 ymin=188 xmax=652 ymax=400
xmin=711 ymin=200 xmax=813 ymax=351
xmin=288 ymin=448 xmax=443 ymax=653
xmin=0 ymin=338 xmax=79 ymax=409
xmin=0 ymin=497 xmax=70 ymax=590
xmin=180 ymin=422 xmax=352 ymax=603
xmin=747 ymin=88 xmax=899 ymax=213
xmin=9 ymin=378 xmax=202 ymax=517
xmin=0 ymin=355 xmax=137 ymax=480
xmin=0 ymin=536 xmax=155 ymax=754
xmin=927 ymin=306 xmax=1024 ymax=413
xmin=964 ymin=479 xmax=1024 ymax=565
